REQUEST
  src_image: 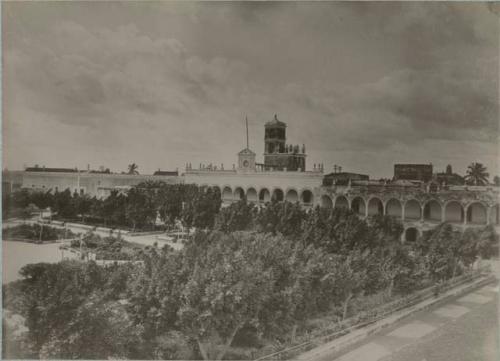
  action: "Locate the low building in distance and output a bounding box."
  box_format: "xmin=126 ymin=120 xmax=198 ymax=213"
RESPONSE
xmin=394 ymin=163 xmax=434 ymax=183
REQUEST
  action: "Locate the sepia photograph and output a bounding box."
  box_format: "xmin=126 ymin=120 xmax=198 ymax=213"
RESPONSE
xmin=1 ymin=1 xmax=499 ymax=360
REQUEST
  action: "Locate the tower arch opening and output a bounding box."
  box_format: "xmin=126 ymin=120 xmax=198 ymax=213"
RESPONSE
xmin=490 ymin=204 xmax=500 ymax=225
xmin=272 ymin=188 xmax=284 ymax=202
xmin=445 ymin=201 xmax=464 ymax=223
xmin=222 ymin=186 xmax=233 ymax=202
xmin=423 ymin=200 xmax=442 ymax=222
xmin=321 ymin=195 xmax=333 ymax=208
xmin=368 ymin=197 xmax=384 ymax=216
xmin=246 ymin=187 xmax=258 ymax=203
xmin=285 ymin=189 xmax=299 ymax=203
xmin=334 ymin=195 xmax=349 ymax=209
xmin=351 ymin=197 xmax=366 ymax=216
xmin=405 ymin=227 xmax=419 ymax=243
xmin=404 ymin=199 xmax=421 ymax=221
xmin=259 ymin=188 xmax=271 ymax=203
xmin=301 ymin=189 xmax=314 ymax=205
xmin=234 ymin=187 xmax=245 ymax=200
xmin=466 ymin=202 xmax=487 ymax=225
xmin=386 ymin=199 xmax=402 ymax=218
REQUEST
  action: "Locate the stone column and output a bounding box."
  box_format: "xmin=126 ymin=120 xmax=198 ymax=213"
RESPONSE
xmin=463 ymin=205 xmax=467 ymax=226
xmin=402 ymin=203 xmax=406 ymax=221
xmin=486 ymin=206 xmax=492 ymax=225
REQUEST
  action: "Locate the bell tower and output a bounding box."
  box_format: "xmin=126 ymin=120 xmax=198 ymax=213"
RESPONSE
xmin=264 ymin=114 xmax=287 ymax=155
xmin=264 ymin=114 xmax=306 ymax=171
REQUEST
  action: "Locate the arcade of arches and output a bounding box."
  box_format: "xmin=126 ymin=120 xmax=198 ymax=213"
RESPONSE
xmin=217 ymin=186 xmax=498 ymax=227
xmin=316 ymin=194 xmax=497 ymax=227
xmin=217 ymin=185 xmax=316 ymax=206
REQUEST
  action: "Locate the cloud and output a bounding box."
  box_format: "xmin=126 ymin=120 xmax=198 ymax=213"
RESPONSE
xmin=2 ymin=2 xmax=498 ymax=177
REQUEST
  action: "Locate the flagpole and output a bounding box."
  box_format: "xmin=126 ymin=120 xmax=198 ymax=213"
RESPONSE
xmin=245 ymin=116 xmax=249 ymax=149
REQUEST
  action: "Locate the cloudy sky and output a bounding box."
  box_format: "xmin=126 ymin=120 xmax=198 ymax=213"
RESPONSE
xmin=3 ymin=2 xmax=499 ymax=178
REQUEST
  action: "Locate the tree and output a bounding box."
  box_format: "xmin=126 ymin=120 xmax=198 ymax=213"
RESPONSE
xmin=321 ymin=251 xmax=368 ymax=320
xmin=16 ymin=262 xmax=107 ymax=354
xmin=368 ymin=215 xmax=404 ymax=249
xmin=465 ymin=162 xmax=489 ymax=186
xmin=127 ymin=247 xmax=185 ymax=351
xmin=301 ymin=207 xmax=371 ymax=254
xmin=74 ymin=194 xmax=92 ymax=223
xmin=215 ymin=199 xmax=255 ymax=233
xmin=52 ymin=189 xmax=77 ymax=219
xmin=417 ymin=223 xmax=463 ymax=281
xmin=38 ymin=298 xmax=137 ymax=359
xmin=376 ymin=243 xmax=424 ymax=296
xmin=156 ymin=183 xmax=186 ymax=227
xmin=177 ymin=232 xmax=274 ymax=360
xmin=127 ymin=163 xmax=139 ymax=175
xmin=300 ymin=206 xmax=331 ymax=248
xmin=254 ymin=201 xmax=305 ymax=238
xmin=181 ymin=186 xmax=221 ymax=231
xmin=125 ymin=187 xmax=156 ymax=231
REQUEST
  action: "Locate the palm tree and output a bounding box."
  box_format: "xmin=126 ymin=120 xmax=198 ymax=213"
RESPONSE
xmin=464 ymin=162 xmax=489 ymax=186
xmin=127 ymin=163 xmax=139 ymax=175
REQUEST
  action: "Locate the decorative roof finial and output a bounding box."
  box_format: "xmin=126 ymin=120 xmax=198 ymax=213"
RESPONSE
xmin=274 ymin=114 xmax=278 ymax=121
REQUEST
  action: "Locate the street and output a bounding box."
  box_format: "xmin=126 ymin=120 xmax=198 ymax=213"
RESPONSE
xmin=2 ymin=218 xmax=184 ymax=250
xmin=320 ymin=283 xmax=499 ymax=361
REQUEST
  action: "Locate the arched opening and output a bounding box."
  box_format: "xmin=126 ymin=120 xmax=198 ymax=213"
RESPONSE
xmin=351 ymin=197 xmax=366 ymax=216
xmin=466 ymin=202 xmax=487 ymax=225
xmin=490 ymin=204 xmax=499 ymax=225
xmin=234 ymin=187 xmax=245 ymax=201
xmin=367 ymin=197 xmax=384 ymax=216
xmin=386 ymin=199 xmax=402 ymax=218
xmin=405 ymin=227 xmax=419 ymax=243
xmin=212 ymin=186 xmax=221 ymax=195
xmin=334 ymin=195 xmax=349 ymax=209
xmin=445 ymin=201 xmax=464 ymax=223
xmin=301 ymin=190 xmax=314 ymax=205
xmin=272 ymin=188 xmax=284 ymax=202
xmin=285 ymin=189 xmax=299 ymax=203
xmin=321 ymin=195 xmax=333 ymax=208
xmin=423 ymin=200 xmax=442 ymax=222
xmin=222 ymin=186 xmax=233 ymax=201
xmin=259 ymin=188 xmax=271 ymax=203
xmin=246 ymin=188 xmax=258 ymax=203
xmin=404 ymin=200 xmax=421 ymax=221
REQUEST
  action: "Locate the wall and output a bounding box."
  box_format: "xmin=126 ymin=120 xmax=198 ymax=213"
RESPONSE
xmin=184 ymin=169 xmax=323 ymax=202
xmin=20 ymin=171 xmax=181 ymax=198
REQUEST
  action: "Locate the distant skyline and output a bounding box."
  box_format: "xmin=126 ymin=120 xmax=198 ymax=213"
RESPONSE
xmin=3 ymin=2 xmax=499 ymax=178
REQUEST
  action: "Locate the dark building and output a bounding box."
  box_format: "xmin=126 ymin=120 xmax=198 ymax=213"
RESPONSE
xmin=394 ymin=164 xmax=433 ymax=182
xmin=263 ymin=115 xmax=306 ymax=171
xmin=322 ymin=172 xmax=369 ymax=186
xmin=25 ymin=166 xmax=78 ymax=173
xmin=435 ymin=164 xmax=465 ymax=186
